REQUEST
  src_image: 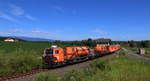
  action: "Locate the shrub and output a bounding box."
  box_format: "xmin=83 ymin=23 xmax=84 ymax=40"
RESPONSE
xmin=62 ymin=69 xmax=86 ymax=81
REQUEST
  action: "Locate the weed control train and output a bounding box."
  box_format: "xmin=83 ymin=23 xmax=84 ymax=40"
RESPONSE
xmin=42 ymin=45 xmax=121 ymax=68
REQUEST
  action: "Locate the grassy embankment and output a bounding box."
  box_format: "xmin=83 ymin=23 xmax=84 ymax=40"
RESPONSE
xmin=0 ymin=41 xmax=51 ymax=77
xmin=35 ymin=51 xmax=150 ymax=81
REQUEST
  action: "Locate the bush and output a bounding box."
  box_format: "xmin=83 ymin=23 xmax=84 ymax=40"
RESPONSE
xmin=62 ymin=69 xmax=86 ymax=81
xmin=90 ymin=60 xmax=110 ymax=71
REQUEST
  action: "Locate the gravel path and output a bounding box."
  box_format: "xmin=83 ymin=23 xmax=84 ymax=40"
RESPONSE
xmin=7 ymin=53 xmax=119 ymax=81
xmin=122 ymin=48 xmax=150 ymax=61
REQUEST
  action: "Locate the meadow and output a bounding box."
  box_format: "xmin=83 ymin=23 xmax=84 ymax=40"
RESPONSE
xmin=1 ymin=41 xmax=150 ymax=81
xmin=0 ymin=41 xmax=88 ymax=77
xmin=0 ymin=41 xmax=51 ymax=77
xmin=35 ymin=51 xmax=150 ymax=81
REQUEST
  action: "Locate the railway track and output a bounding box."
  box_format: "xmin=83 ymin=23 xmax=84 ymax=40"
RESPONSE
xmin=0 ymin=69 xmax=49 ymax=81
xmin=0 ymin=51 xmax=120 ymax=81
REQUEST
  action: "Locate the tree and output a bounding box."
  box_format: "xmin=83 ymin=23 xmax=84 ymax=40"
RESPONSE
xmin=128 ymin=40 xmax=137 ymax=47
xmin=141 ymin=40 xmax=150 ymax=48
xmin=85 ymin=38 xmax=96 ymax=47
xmin=86 ymin=38 xmax=92 ymax=47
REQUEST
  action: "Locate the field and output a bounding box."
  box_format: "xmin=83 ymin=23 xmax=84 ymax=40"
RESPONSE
xmin=0 ymin=41 xmax=88 ymax=77
xmin=35 ymin=51 xmax=150 ymax=81
xmin=1 ymin=41 xmax=150 ymax=81
xmin=0 ymin=41 xmax=51 ymax=77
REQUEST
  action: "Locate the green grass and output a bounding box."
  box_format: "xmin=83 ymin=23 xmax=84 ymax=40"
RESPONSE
xmin=0 ymin=41 xmax=87 ymax=77
xmin=144 ymin=48 xmax=150 ymax=57
xmin=0 ymin=41 xmax=51 ymax=55
xmin=0 ymin=41 xmax=51 ymax=77
xmin=35 ymin=51 xmax=150 ymax=81
xmin=125 ymin=46 xmax=138 ymax=52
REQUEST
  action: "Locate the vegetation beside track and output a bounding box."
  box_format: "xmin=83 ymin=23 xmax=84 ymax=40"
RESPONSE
xmin=0 ymin=39 xmax=96 ymax=77
xmin=0 ymin=42 xmax=50 ymax=77
xmin=35 ymin=51 xmax=150 ymax=81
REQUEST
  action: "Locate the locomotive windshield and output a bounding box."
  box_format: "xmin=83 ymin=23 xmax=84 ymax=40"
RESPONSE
xmin=46 ymin=48 xmax=53 ymax=54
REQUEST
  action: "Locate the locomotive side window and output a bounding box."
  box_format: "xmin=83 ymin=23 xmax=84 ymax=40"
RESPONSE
xmin=55 ymin=50 xmax=59 ymax=54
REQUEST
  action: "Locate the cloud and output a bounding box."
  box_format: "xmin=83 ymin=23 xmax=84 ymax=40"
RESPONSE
xmin=53 ymin=6 xmax=64 ymax=13
xmin=31 ymin=30 xmax=57 ymax=35
xmin=25 ymin=15 xmax=36 ymax=20
xmin=9 ymin=4 xmax=25 ymax=16
xmin=31 ymin=29 xmax=62 ymax=39
xmin=93 ymin=28 xmax=108 ymax=35
xmin=0 ymin=12 xmax=18 ymax=22
xmin=8 ymin=3 xmax=36 ymax=20
xmin=4 ymin=29 xmax=22 ymax=34
xmin=0 ymin=3 xmax=36 ymax=22
xmin=31 ymin=30 xmax=43 ymax=34
xmin=90 ymin=28 xmax=108 ymax=39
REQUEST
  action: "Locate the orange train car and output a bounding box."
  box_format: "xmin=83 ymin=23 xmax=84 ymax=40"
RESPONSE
xmin=94 ymin=45 xmax=109 ymax=54
xmin=64 ymin=46 xmax=90 ymax=60
xmin=107 ymin=45 xmax=121 ymax=53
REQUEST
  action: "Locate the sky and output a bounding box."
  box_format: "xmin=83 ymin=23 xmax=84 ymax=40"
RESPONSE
xmin=0 ymin=0 xmax=150 ymax=41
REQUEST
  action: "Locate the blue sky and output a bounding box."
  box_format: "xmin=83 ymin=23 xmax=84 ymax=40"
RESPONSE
xmin=0 ymin=0 xmax=150 ymax=41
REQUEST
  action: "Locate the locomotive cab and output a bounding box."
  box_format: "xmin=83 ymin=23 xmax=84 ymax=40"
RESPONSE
xmin=43 ymin=47 xmax=64 ymax=65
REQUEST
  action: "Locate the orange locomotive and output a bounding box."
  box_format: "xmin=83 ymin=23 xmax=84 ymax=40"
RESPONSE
xmin=43 ymin=46 xmax=90 ymax=67
xmin=42 ymin=45 xmax=121 ymax=68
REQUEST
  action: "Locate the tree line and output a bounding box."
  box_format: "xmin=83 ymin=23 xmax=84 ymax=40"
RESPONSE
xmin=128 ymin=40 xmax=150 ymax=48
xmin=50 ymin=38 xmax=97 ymax=48
xmin=111 ymin=40 xmax=150 ymax=48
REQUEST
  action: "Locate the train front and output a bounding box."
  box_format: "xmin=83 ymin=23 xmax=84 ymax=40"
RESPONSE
xmin=42 ymin=48 xmax=57 ymax=66
xmin=42 ymin=45 xmax=65 ymax=68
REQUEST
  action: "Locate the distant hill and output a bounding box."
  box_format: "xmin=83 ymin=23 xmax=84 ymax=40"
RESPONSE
xmin=14 ymin=36 xmax=54 ymax=42
xmin=0 ymin=36 xmax=54 ymax=42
